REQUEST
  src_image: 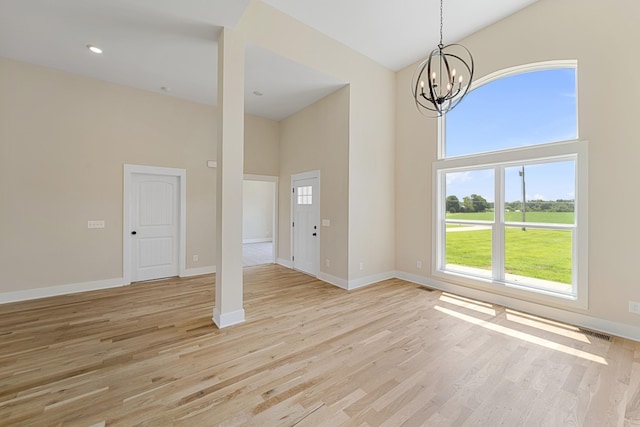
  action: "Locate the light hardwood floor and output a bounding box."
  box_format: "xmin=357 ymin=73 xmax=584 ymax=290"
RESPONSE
xmin=1 ymin=265 xmax=639 ymax=426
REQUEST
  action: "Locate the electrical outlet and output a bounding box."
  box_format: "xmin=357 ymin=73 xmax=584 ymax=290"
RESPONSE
xmin=417 ymin=260 xmax=423 ymax=269
xmin=192 ymin=255 xmax=199 ymax=262
xmin=88 ymin=220 xmax=105 ymax=229
xmin=629 ymin=301 xmax=640 ymax=315
xmin=325 ymin=259 xmax=330 ymax=267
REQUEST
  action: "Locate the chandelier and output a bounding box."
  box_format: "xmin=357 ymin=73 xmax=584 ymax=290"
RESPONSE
xmin=412 ymin=0 xmax=474 ymax=117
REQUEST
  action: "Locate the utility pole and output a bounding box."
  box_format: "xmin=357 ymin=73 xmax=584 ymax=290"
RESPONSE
xmin=519 ymin=166 xmax=526 ymax=231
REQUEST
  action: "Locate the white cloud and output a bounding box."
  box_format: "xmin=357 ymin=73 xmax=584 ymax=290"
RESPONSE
xmin=446 ymin=171 xmax=472 ymax=185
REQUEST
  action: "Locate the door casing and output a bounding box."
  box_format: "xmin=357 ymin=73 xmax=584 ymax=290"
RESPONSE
xmin=123 ymin=164 xmax=186 ymax=284
xmin=290 ymin=170 xmax=320 ymax=276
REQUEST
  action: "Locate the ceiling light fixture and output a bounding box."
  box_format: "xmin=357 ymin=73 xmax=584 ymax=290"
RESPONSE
xmin=86 ymin=44 xmax=103 ymax=54
xmin=411 ymin=0 xmax=474 ymax=117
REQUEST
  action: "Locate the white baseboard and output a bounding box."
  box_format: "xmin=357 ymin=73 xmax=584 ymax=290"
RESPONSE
xmin=395 ymin=271 xmax=640 ymax=343
xmin=182 ymin=266 xmax=216 ymax=277
xmin=317 ymin=271 xmax=396 ymax=291
xmin=277 ymin=258 xmax=293 ymax=268
xmin=317 ymin=272 xmax=349 ymax=289
xmin=212 ymin=307 xmax=245 ymax=329
xmin=243 ymin=238 xmax=273 ymax=244
xmin=348 ymin=271 xmax=396 ymax=290
xmin=0 ymin=277 xmax=126 ymax=304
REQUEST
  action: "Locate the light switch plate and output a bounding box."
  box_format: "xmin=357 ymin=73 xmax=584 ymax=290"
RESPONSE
xmin=322 ymin=219 xmax=330 ymax=227
xmin=88 ymin=220 xmax=105 ymax=229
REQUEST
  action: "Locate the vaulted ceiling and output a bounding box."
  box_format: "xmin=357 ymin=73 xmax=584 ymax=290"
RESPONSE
xmin=0 ymin=0 xmax=538 ymax=120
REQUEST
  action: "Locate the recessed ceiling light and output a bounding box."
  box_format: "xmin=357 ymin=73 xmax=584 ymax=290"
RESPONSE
xmin=86 ymin=44 xmax=103 ymax=54
xmin=253 ymin=90 xmax=263 ymax=96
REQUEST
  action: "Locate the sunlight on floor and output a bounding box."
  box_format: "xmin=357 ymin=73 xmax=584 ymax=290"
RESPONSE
xmin=505 ymin=309 xmax=591 ymax=343
xmin=439 ymin=293 xmax=497 ymax=316
xmin=434 ymin=305 xmax=608 ymax=365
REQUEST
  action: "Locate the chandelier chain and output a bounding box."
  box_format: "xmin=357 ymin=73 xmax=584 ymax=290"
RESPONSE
xmin=439 ymin=0 xmax=443 ymax=47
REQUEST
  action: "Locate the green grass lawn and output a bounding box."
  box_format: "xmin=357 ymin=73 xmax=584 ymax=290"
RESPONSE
xmin=446 ymin=228 xmax=572 ymax=285
xmin=446 ymin=211 xmax=574 ymax=224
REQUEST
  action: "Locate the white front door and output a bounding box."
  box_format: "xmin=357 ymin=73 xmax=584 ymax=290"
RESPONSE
xmin=292 ymin=173 xmax=320 ymax=276
xmin=130 ymin=173 xmax=180 ymax=282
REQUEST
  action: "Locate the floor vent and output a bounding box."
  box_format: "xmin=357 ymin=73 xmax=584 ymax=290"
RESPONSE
xmin=418 ymin=286 xmax=435 ymax=292
xmin=579 ymin=328 xmax=612 ymax=342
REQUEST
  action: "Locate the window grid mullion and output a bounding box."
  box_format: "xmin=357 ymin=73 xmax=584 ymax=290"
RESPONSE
xmin=493 ymin=166 xmax=505 ymax=282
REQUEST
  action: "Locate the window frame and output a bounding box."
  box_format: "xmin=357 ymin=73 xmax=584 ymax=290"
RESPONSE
xmin=433 ymin=61 xmax=588 ymax=309
xmin=437 ymin=60 xmax=579 ymax=160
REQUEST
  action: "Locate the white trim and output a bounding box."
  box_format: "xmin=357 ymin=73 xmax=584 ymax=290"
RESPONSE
xmin=317 ymin=272 xmax=348 ymax=289
xmin=432 ymin=140 xmax=588 ymax=310
xmin=317 ymin=271 xmax=396 ymax=291
xmin=348 ymin=271 xmax=396 ymax=290
xmin=212 ymin=308 xmax=245 ymax=328
xmin=395 ymin=271 xmax=640 ymax=343
xmin=244 ymin=174 xmax=279 ymax=264
xmin=289 ymin=170 xmax=321 ymax=181
xmin=290 ymin=170 xmax=321 ymax=277
xmin=123 ymin=164 xmax=187 ymax=285
xmin=243 ymin=238 xmax=273 ymax=244
xmin=0 ymin=278 xmax=125 ymax=304
xmin=183 ymin=266 xmax=216 ymax=277
xmin=277 ymin=258 xmax=293 ymax=268
xmin=439 ymin=60 xmax=579 ymax=161
xmin=471 ymin=60 xmax=578 ymax=91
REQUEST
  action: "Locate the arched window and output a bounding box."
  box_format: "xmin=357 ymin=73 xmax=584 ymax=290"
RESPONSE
xmin=434 ymin=61 xmax=587 ymax=307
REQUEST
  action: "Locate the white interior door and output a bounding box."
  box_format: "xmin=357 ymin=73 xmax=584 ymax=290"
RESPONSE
xmin=130 ymin=173 xmax=180 ymax=282
xmin=292 ymin=174 xmax=319 ymax=276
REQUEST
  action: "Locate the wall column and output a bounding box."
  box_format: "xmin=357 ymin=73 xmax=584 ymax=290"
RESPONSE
xmin=213 ymin=28 xmax=245 ymax=328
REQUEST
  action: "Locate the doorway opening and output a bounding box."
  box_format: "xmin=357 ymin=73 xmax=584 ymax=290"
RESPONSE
xmin=243 ymin=174 xmax=278 ymax=267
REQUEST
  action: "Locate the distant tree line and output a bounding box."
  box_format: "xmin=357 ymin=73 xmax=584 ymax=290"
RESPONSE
xmin=506 ymin=199 xmax=574 ymax=213
xmin=446 ymin=195 xmax=574 ymax=213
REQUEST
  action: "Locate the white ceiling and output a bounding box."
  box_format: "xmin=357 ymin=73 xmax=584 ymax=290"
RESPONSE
xmin=0 ymin=0 xmax=538 ymax=121
xmin=264 ymin=0 xmax=539 ymax=72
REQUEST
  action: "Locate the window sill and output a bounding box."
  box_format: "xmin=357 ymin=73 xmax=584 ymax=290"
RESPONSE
xmin=433 ymin=267 xmax=587 ymax=311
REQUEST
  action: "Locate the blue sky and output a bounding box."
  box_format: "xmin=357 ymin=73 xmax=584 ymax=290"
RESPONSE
xmin=446 ymin=162 xmax=575 ymax=203
xmin=444 ymin=68 xmax=577 ymax=203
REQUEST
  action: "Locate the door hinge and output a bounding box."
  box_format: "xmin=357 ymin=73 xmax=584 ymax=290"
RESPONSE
xmin=292 ymin=255 xmax=295 ymax=261
xmin=292 ymin=222 xmax=294 ymax=227
xmin=292 ymin=188 xmax=295 ymax=193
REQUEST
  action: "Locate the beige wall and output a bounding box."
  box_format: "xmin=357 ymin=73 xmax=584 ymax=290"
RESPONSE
xmin=279 ymin=86 xmax=350 ymax=279
xmin=395 ymin=0 xmax=640 ymax=327
xmin=348 ymin=64 xmax=396 ymax=279
xmin=244 ymin=115 xmax=279 ymax=176
xmin=0 ymin=57 xmax=279 ymax=293
xmin=238 ymin=1 xmax=396 ymax=281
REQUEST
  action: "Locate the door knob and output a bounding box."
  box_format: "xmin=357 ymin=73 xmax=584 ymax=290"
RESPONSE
xmin=131 ymin=231 xmax=137 ymax=235
xmin=312 ymin=232 xmax=317 ymax=236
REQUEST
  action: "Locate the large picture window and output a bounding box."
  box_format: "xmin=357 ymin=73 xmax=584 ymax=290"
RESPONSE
xmin=434 ymin=61 xmax=587 ymax=307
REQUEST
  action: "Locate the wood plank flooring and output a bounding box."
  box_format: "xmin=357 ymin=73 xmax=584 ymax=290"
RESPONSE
xmin=1 ymin=265 xmax=639 ymax=426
